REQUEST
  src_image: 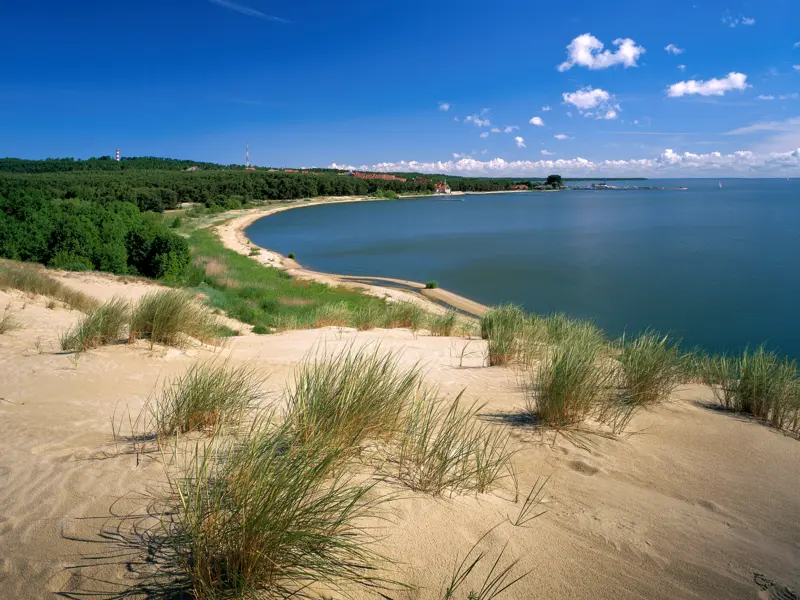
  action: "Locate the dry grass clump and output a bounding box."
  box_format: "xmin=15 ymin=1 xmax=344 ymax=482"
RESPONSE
xmin=395 ymin=392 xmax=514 ymax=495
xmin=0 ymin=303 xmax=21 ymax=334
xmin=145 ymin=360 xmax=263 ymax=437
xmin=286 ymin=347 xmax=422 ymax=451
xmin=60 ymin=296 xmax=129 ymax=351
xmin=699 ymin=346 xmax=800 ymax=434
xmin=0 ymin=260 xmax=98 ymax=312
xmin=165 ymin=418 xmax=390 ymax=599
xmin=428 ymin=310 xmax=458 ymax=337
xmin=480 ymin=305 xmax=526 ymax=366
xmin=129 ymin=289 xmax=222 ymax=347
xmin=524 ymin=335 xmax=611 ymax=428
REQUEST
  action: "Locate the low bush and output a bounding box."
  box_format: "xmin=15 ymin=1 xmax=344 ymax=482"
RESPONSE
xmin=60 ymin=296 xmax=129 ymax=351
xmin=144 ymin=360 xmax=262 ymax=437
xmin=287 ymin=252 xmax=296 ymax=259
xmin=425 ymin=280 xmax=439 ymax=289
xmin=129 ymin=289 xmax=222 ymax=347
xmin=0 ymin=260 xmax=98 ymax=312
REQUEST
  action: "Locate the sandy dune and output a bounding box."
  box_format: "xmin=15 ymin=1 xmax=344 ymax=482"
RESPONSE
xmin=0 ymin=276 xmax=798 ymax=599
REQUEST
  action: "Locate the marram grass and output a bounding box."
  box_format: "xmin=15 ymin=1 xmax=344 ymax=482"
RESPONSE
xmin=60 ymin=296 xmax=129 ymax=351
xmin=129 ymin=289 xmax=222 ymax=347
xmin=0 ymin=259 xmax=98 ymax=312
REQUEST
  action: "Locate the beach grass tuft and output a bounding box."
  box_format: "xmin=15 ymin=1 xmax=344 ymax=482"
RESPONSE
xmin=0 ymin=303 xmax=21 ymax=334
xmin=145 ymin=360 xmax=263 ymax=437
xmin=312 ymin=301 xmax=353 ymax=328
xmin=428 ymin=310 xmax=458 ymax=337
xmin=396 ymin=392 xmax=514 ymax=495
xmin=384 ymin=301 xmax=426 ymax=331
xmin=165 ymin=417 xmax=392 ymax=598
xmin=286 ymin=346 xmax=423 ymax=452
xmin=0 ymin=260 xmax=98 ymax=312
xmin=129 ymin=289 xmax=222 ymax=347
xmin=480 ymin=305 xmax=526 ymax=366
xmin=60 ymin=296 xmax=129 ymax=351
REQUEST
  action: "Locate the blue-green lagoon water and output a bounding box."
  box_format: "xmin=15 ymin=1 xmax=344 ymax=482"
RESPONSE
xmin=246 ymin=179 xmax=800 ymax=357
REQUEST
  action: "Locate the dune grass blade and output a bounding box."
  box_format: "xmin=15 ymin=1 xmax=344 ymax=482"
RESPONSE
xmin=524 ymin=336 xmax=610 ymax=428
xmin=129 ymin=289 xmax=221 ymax=347
xmin=397 ymin=392 xmax=513 ymax=495
xmin=480 ymin=305 xmax=526 ymax=366
xmin=0 ymin=260 xmax=98 ymax=312
xmin=146 ymin=360 xmax=262 ymax=437
xmin=443 ymin=525 xmax=528 ymax=600
xmin=0 ymin=305 xmax=21 ymax=334
xmin=166 ymin=420 xmax=393 ymax=598
xmin=60 ymin=296 xmax=129 ymax=351
xmin=286 ymin=346 xmax=423 ymax=451
xmin=511 ymin=475 xmax=550 ymax=527
xmin=428 ymin=310 xmax=458 ymax=337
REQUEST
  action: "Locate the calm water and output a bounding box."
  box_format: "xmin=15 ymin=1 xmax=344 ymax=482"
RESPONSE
xmin=246 ymin=179 xmax=800 ymax=357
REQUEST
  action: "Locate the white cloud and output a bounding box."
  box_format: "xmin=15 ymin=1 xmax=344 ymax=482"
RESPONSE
xmin=725 ymin=117 xmax=800 ymax=135
xmin=491 ymin=127 xmax=501 ymax=133
xmin=794 ymin=65 xmax=800 ymax=71
xmin=541 ymin=105 xmax=552 ymax=112
xmin=667 ymin=72 xmax=749 ymax=97
xmin=480 ymin=132 xmax=490 ymax=138
xmin=758 ymin=95 xmax=775 ymax=101
xmin=452 ymin=153 xmax=463 ymax=159
xmin=566 ymin=111 xmax=573 ymax=118
xmin=208 ymin=0 xmax=288 ymax=22
xmin=329 ymin=148 xmax=800 ymax=177
xmin=554 ymin=134 xmax=570 ymax=140
xmin=529 ymin=116 xmax=545 ymax=126
xmin=557 ymin=33 xmax=645 ymax=71
xmin=438 ymin=102 xmax=450 ymax=111
xmin=465 ymin=114 xmax=491 ymax=127
xmin=541 ymin=150 xmax=553 ymax=156
xmin=514 ymin=136 xmax=526 ymax=148
xmin=633 ymin=119 xmax=639 ymax=125
xmin=453 ymin=116 xmax=460 ymax=122
xmin=795 ymin=41 xmax=800 ymax=48
xmin=678 ymin=64 xmax=687 ymax=71
xmin=563 ymin=87 xmax=619 ymax=119
xmin=504 ymin=126 xmax=520 ymax=133
xmin=664 ymin=44 xmax=684 ymax=55
xmin=722 ymin=13 xmax=755 ymax=27
xmin=780 ymin=93 xmax=800 ymax=100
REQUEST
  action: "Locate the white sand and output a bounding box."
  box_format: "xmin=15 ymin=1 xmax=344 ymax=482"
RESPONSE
xmin=0 ymin=275 xmax=798 ymax=599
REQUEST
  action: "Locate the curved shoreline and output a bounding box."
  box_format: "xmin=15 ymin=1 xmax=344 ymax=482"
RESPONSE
xmin=212 ymin=196 xmax=489 ymax=317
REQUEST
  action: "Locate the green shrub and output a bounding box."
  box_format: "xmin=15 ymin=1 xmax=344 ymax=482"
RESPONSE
xmin=60 ymin=296 xmax=129 ymax=351
xmin=480 ymin=305 xmax=526 ymax=366
xmin=287 ymin=252 xmax=296 ymax=260
xmin=425 ymin=280 xmax=439 ymax=289
xmin=129 ymin=289 xmax=222 ymax=347
xmin=170 ymin=216 xmax=182 ymax=229
xmin=251 ymin=324 xmax=268 ymax=334
xmin=144 ymin=360 xmax=262 ymax=437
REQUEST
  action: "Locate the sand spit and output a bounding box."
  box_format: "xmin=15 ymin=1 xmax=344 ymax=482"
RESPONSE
xmin=0 ymin=274 xmax=798 ymax=599
xmin=214 ymin=199 xmax=488 ymax=317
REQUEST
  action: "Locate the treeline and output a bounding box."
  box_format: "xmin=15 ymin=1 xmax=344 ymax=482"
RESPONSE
xmin=0 ymin=191 xmax=190 ymax=279
xmin=0 ymin=157 xmax=232 ymax=173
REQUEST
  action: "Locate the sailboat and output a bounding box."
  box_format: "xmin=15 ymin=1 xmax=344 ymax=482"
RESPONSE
xmin=718 ymin=181 xmax=723 ymax=189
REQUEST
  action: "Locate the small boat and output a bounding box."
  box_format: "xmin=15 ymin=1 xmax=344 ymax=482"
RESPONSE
xmin=718 ymin=181 xmax=723 ymax=189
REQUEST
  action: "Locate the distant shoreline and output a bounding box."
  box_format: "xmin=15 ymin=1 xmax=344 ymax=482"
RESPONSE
xmin=214 ymin=196 xmax=489 ymax=317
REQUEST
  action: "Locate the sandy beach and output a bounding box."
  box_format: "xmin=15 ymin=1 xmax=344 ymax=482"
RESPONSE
xmin=213 ymin=197 xmax=489 ymax=317
xmin=0 ymin=270 xmax=798 ymax=599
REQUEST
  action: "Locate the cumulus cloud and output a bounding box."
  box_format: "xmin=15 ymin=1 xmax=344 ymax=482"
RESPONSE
xmin=667 ymin=72 xmax=749 ymax=97
xmin=557 ymin=33 xmax=645 ymax=71
xmin=542 ymin=105 xmax=552 ymax=112
xmin=541 ymin=150 xmax=554 ymax=156
xmin=554 ymin=134 xmax=570 ymax=140
xmin=329 ymin=148 xmax=800 ymax=177
xmin=664 ymin=44 xmax=684 ymax=55
xmin=504 ymin=126 xmax=520 ymax=133
xmin=491 ymin=127 xmax=501 ymax=133
xmin=529 ymin=116 xmax=545 ymax=126
xmin=514 ymin=136 xmax=526 ymax=148
xmin=465 ymin=114 xmax=491 ymax=127
xmin=563 ymin=87 xmax=620 ymax=119
xmin=438 ymin=102 xmax=451 ymax=111
xmin=480 ymin=132 xmax=490 ymax=138
xmin=678 ymin=64 xmax=687 ymax=71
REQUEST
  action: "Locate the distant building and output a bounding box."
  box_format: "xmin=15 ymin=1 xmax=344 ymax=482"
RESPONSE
xmin=350 ymin=171 xmax=407 ymax=182
xmin=245 ymin=167 xmax=256 ymax=171
xmin=434 ymin=181 xmax=451 ymax=194
xmin=185 ymin=166 xmax=201 ymax=172
xmin=511 ymin=183 xmax=529 ymax=190
xmin=284 ymin=169 xmax=299 ymax=173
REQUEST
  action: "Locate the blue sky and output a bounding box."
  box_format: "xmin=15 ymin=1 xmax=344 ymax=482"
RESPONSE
xmin=1 ymin=0 xmax=798 ymax=176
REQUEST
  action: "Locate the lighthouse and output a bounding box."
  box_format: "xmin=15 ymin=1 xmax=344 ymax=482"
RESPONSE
xmin=116 ymin=148 xmax=120 ymax=162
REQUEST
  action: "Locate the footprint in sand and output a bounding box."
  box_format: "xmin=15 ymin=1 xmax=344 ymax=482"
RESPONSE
xmin=567 ymin=460 xmax=600 ymax=476
xmin=753 ymin=573 xmax=798 ymax=600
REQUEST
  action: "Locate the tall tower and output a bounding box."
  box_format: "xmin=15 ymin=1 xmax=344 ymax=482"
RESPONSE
xmin=245 ymin=140 xmax=250 ymax=168
xmin=116 ymin=148 xmax=120 ymax=162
